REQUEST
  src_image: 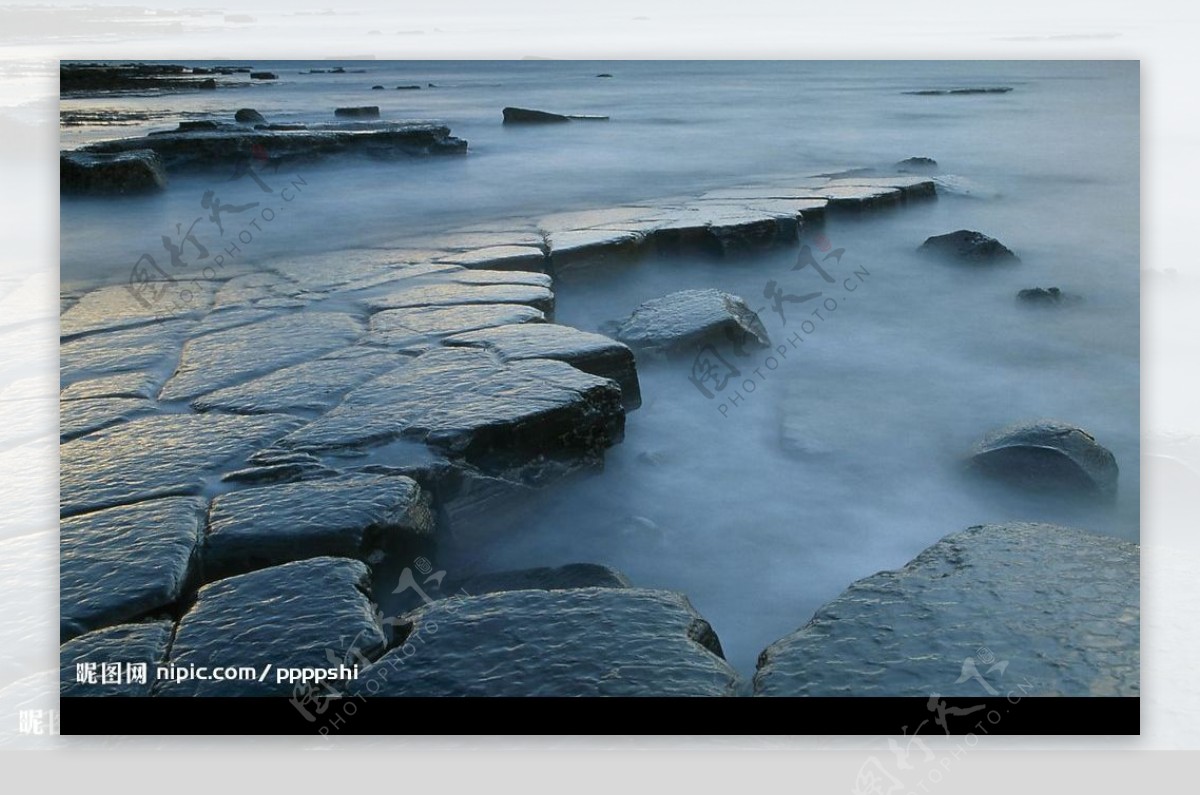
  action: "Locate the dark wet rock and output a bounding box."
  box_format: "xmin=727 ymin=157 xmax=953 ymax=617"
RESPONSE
xmin=502 ymin=107 xmax=571 ymax=123
xmin=192 ymin=348 xmax=403 ymax=414
xmin=608 ymin=288 xmax=771 ymax=356
xmin=60 ymin=413 xmax=301 ymax=516
xmin=596 ymin=73 xmax=613 ymax=78
xmin=905 ymin=87 xmax=1013 ymax=96
xmin=61 ymin=497 xmax=206 ymax=640
xmin=61 ymin=63 xmax=218 ymax=94
xmin=350 ymin=588 xmax=738 ymax=696
xmin=250 ymin=72 xmax=277 ymax=80
xmin=454 ymin=563 xmax=631 ymax=596
xmin=80 ymin=122 xmax=468 ymax=169
xmin=158 ymin=311 xmax=363 ymax=402
xmin=918 ymin=229 xmax=1019 ymax=263
xmin=59 ymin=396 xmax=152 ymax=441
xmin=437 ymin=245 xmax=548 ymax=272
xmin=158 ymin=557 xmax=386 ymax=696
xmin=547 ymin=229 xmax=646 ymax=271
xmin=335 ymin=106 xmax=380 ymax=119
xmin=365 ymin=280 xmax=555 ymax=317
xmin=60 ymin=621 xmax=173 ymax=697
xmin=396 ymin=84 xmax=422 ymax=90
xmin=969 ymin=420 xmax=1119 ymax=496
xmin=202 ymin=473 xmax=433 ymax=580
xmin=436 ymin=469 xmax=540 ymax=544
xmin=366 ymin=303 xmax=545 ymax=349
xmin=60 ymin=149 xmax=167 ymax=195
xmin=234 ymin=107 xmax=267 ymax=124
xmin=655 ymin=207 xmax=798 ymax=255
xmin=279 ymin=346 xmax=625 ymax=476
xmin=897 ymin=156 xmax=938 ymax=171
xmin=446 ymin=322 xmax=642 ymax=410
xmin=174 ymin=120 xmax=221 ymax=132
xmin=754 ymin=523 xmax=1138 ymax=696
xmin=1017 ymin=286 xmax=1077 ymax=305
xmin=372 ymin=85 xmax=385 ymax=90
xmin=197 ymin=78 xmax=217 ymax=90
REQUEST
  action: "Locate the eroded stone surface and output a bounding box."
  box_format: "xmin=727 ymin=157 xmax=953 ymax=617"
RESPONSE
xmin=366 ymin=303 xmax=544 ymax=349
xmin=60 ymin=413 xmax=300 ymax=515
xmin=158 ymin=311 xmax=363 ymax=401
xmin=351 ymin=588 xmax=739 ymax=696
xmin=202 ymin=473 xmax=433 ymax=580
xmin=969 ymin=420 xmax=1119 ymax=496
xmin=60 ymin=370 xmax=159 ymax=401
xmin=365 ymin=282 xmax=554 ymax=316
xmin=279 ymin=347 xmax=624 ymax=474
xmin=60 ymin=320 xmax=194 ymax=386
xmin=59 ymin=396 xmax=152 ymax=441
xmin=754 ymin=523 xmax=1138 ymax=697
xmin=61 ymin=284 xmax=215 ymax=339
xmin=446 ymin=322 xmax=641 ymax=410
xmin=60 ymin=621 xmax=173 ymax=696
xmin=158 ymin=557 xmax=386 ymax=696
xmin=61 ymin=497 xmax=206 ymax=640
xmin=609 ymin=288 xmax=771 ymax=356
xmin=192 ymin=348 xmax=404 ymax=414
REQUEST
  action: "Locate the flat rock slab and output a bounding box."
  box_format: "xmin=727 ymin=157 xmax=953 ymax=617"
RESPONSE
xmin=453 ymin=563 xmax=632 ymax=596
xmin=754 ymin=523 xmax=1139 ymax=697
xmin=192 ymin=348 xmax=404 ymax=414
xmin=546 ymin=229 xmax=647 ymax=271
xmin=436 ymin=245 xmax=547 ymax=272
xmin=60 ymin=320 xmax=195 ymax=385
xmin=351 ymin=588 xmax=739 ymax=696
xmin=60 ymin=370 xmax=160 ymax=401
xmin=60 ymin=621 xmax=173 ymax=697
xmin=158 ymin=311 xmax=363 ymax=401
xmin=158 ymin=557 xmax=386 ymax=696
xmin=610 ymin=288 xmax=771 ymax=356
xmin=61 ymin=496 xmax=206 ymax=640
xmin=202 ymin=473 xmax=433 ymax=580
xmin=365 ymin=281 xmax=555 ymax=317
xmin=62 ymin=284 xmax=216 ymax=340
xmin=366 ymin=303 xmax=545 ymax=349
xmin=969 ymin=420 xmax=1119 ymax=496
xmin=60 ymin=149 xmax=167 ymax=195
xmin=279 ymin=346 xmax=625 ymax=473
xmin=60 ymin=412 xmax=301 ymax=516
xmin=59 ymin=396 xmax=153 ymax=441
xmin=446 ymin=323 xmax=641 ymax=410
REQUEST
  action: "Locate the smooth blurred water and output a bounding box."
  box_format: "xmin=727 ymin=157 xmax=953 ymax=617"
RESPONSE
xmin=60 ymin=61 xmax=1139 ymax=677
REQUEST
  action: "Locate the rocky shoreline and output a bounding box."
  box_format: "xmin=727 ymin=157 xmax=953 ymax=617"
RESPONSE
xmin=59 ymin=164 xmax=1138 ymax=698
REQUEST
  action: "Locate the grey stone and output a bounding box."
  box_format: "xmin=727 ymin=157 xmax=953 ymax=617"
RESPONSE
xmin=351 ymin=588 xmax=739 ymax=696
xmin=919 ymin=230 xmax=1019 ymax=263
xmin=60 ymin=412 xmax=301 ymax=516
xmin=60 ymin=621 xmax=173 ymax=696
xmin=234 ymin=108 xmax=267 ymax=124
xmin=158 ymin=311 xmax=363 ymax=401
xmin=609 ymin=288 xmax=770 ymax=356
xmin=202 ymin=473 xmax=433 ymax=580
xmin=436 ymin=246 xmax=547 ymax=272
xmin=335 ymin=106 xmax=380 ymax=119
xmin=60 ymin=149 xmax=167 ymax=195
xmin=446 ymin=322 xmax=641 ymax=410
xmin=366 ymin=303 xmax=545 ymax=349
xmin=61 ymin=497 xmax=206 ymax=640
xmin=158 ymin=557 xmax=386 ymax=696
xmin=502 ymin=107 xmax=570 ymax=123
xmin=754 ymin=523 xmax=1138 ymax=696
xmin=279 ymin=346 xmax=625 ymax=475
xmin=969 ymin=420 xmax=1119 ymax=496
xmin=365 ymin=281 xmax=554 ymax=317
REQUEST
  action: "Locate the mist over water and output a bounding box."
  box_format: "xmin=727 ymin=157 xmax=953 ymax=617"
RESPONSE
xmin=61 ymin=61 xmax=1139 ymax=676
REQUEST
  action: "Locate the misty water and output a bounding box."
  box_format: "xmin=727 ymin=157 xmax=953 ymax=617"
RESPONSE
xmin=61 ymin=61 xmax=1139 ymax=676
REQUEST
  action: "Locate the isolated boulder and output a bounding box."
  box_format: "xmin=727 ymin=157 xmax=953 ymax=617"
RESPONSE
xmin=919 ymin=229 xmax=1019 ymax=262
xmin=608 ymin=288 xmax=771 ymax=356
xmin=234 ymin=107 xmax=266 ymax=124
xmin=969 ymin=420 xmax=1119 ymax=496
xmin=502 ymin=107 xmax=570 ymax=123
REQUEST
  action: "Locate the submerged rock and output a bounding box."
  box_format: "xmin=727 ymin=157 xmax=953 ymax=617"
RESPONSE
xmin=334 ymin=106 xmax=380 ymax=119
xmin=159 ymin=557 xmax=386 ymax=696
xmin=754 ymin=523 xmax=1138 ymax=696
xmin=609 ymin=288 xmax=771 ymax=356
xmin=896 ymin=156 xmax=938 ymax=171
xmin=250 ymin=72 xmax=277 ymax=80
xmin=234 ymin=107 xmax=267 ymax=124
xmin=969 ymin=420 xmax=1119 ymax=496
xmin=60 ymin=621 xmax=173 ymax=697
xmin=1017 ymin=286 xmax=1076 ymax=305
xmin=445 ymin=322 xmax=642 ymax=410
xmin=202 ymin=472 xmax=433 ymax=580
xmin=452 ymin=563 xmax=632 ymax=596
xmin=350 ymin=588 xmax=739 ymax=696
xmin=918 ymin=229 xmax=1019 ymax=263
xmin=61 ymin=497 xmax=206 ymax=640
xmin=905 ymin=87 xmax=1013 ymax=96
xmin=502 ymin=107 xmax=571 ymax=123
xmin=60 ymin=149 xmax=167 ymax=195
xmin=280 ymin=346 xmax=625 ymax=476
